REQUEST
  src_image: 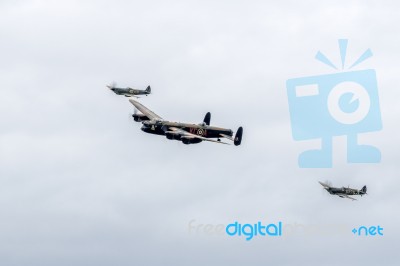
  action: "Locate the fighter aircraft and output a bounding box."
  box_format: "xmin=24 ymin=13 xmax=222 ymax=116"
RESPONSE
xmin=107 ymin=83 xmax=151 ymax=97
xmin=129 ymin=98 xmax=243 ymax=146
xmin=319 ymin=181 xmax=367 ymax=201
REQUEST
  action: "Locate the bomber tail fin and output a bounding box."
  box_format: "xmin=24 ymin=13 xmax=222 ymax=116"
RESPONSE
xmin=203 ymin=112 xmax=211 ymax=126
xmin=234 ymin=127 xmax=243 ymax=146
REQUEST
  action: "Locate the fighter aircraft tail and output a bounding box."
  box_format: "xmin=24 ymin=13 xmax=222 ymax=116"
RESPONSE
xmin=234 ymin=127 xmax=243 ymax=146
xmin=361 ymin=185 xmax=367 ymax=195
xmin=145 ymin=86 xmax=151 ymax=94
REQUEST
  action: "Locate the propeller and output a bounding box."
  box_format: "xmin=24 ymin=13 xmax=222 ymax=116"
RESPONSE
xmin=319 ymin=180 xmax=332 ymax=189
xmin=319 ymin=180 xmax=332 ymax=197
xmin=129 ymin=107 xmax=139 ymax=121
xmin=129 ymin=107 xmax=136 ymax=117
xmin=107 ymin=81 xmax=117 ymax=90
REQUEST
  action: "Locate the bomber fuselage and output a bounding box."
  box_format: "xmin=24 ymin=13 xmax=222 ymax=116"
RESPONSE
xmin=141 ymin=120 xmax=233 ymax=139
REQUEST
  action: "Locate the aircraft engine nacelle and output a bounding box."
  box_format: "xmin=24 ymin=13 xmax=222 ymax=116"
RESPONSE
xmin=173 ymin=134 xmax=182 ymax=140
xmin=181 ymin=137 xmax=202 ymax=145
xmin=165 ymin=132 xmax=182 ymax=140
xmin=165 ymin=132 xmax=174 ymax=140
xmin=132 ymin=114 xmax=150 ymax=122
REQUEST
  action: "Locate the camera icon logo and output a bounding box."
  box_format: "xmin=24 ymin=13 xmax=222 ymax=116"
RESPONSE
xmin=287 ymin=40 xmax=382 ymax=168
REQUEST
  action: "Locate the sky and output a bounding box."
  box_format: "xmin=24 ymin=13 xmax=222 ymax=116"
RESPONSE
xmin=0 ymin=0 xmax=399 ymax=265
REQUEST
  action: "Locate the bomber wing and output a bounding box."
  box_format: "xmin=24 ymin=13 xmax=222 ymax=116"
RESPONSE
xmin=129 ymin=99 xmax=163 ymax=121
xmin=219 ymin=133 xmax=233 ymax=141
xmin=166 ymin=127 xmax=230 ymax=145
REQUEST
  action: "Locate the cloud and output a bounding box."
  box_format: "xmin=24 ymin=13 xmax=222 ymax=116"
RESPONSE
xmin=0 ymin=0 xmax=399 ymax=265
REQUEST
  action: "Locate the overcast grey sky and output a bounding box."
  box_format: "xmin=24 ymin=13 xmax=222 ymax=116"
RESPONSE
xmin=0 ymin=0 xmax=399 ymax=265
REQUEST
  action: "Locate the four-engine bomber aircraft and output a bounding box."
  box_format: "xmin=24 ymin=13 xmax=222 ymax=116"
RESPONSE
xmin=107 ymin=83 xmax=151 ymax=97
xmin=129 ymin=98 xmax=243 ymax=146
xmin=319 ymin=181 xmax=367 ymax=201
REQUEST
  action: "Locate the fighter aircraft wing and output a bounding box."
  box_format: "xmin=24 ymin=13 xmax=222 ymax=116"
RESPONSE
xmin=167 ymin=127 xmax=230 ymax=145
xmin=340 ymin=195 xmax=357 ymax=201
xmin=129 ymin=98 xmax=163 ymax=120
xmin=124 ymin=94 xmax=139 ymax=98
